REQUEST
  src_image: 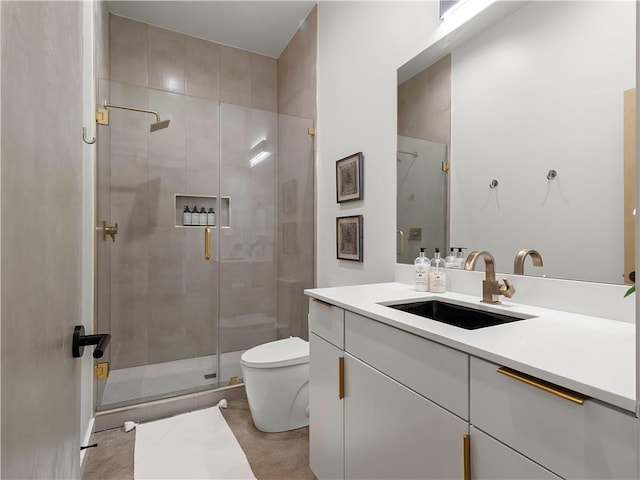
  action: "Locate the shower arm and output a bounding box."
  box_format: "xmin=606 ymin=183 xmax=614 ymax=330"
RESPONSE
xmin=103 ymin=100 xmax=161 ymax=123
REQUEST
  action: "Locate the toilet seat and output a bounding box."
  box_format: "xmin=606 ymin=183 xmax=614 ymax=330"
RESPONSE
xmin=241 ymin=337 xmax=309 ymax=369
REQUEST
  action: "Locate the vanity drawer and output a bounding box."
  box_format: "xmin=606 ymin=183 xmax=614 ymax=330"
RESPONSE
xmin=470 ymin=357 xmax=636 ymax=479
xmin=345 ymin=311 xmax=468 ymax=420
xmin=309 ymin=298 xmax=344 ymax=348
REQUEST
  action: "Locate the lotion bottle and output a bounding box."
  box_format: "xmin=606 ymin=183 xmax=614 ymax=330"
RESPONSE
xmin=191 ymin=206 xmax=200 ymax=225
xmin=199 ymin=207 xmax=208 ymax=226
xmin=207 ymin=208 xmax=216 ymax=226
xmin=429 ymin=247 xmax=446 ymax=293
xmin=183 ymin=206 xmax=192 ymax=226
xmin=414 ymin=247 xmax=430 ymax=292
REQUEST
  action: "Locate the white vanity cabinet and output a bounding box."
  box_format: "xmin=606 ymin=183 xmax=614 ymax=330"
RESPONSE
xmin=470 ymin=357 xmax=637 ymax=479
xmin=309 ymin=299 xmax=471 ymax=479
xmin=309 ymin=298 xmax=345 ymax=480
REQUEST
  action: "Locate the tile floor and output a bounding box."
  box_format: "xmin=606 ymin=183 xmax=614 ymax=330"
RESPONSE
xmin=82 ymin=398 xmax=316 ymax=480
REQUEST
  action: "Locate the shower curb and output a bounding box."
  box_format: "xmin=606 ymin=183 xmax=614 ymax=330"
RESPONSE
xmin=93 ymin=384 xmax=247 ymax=431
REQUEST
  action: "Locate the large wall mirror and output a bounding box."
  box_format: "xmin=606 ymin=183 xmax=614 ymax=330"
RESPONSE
xmin=397 ymin=1 xmax=636 ymax=285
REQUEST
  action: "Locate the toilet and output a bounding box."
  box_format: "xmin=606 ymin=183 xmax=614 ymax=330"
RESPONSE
xmin=240 ymin=336 xmax=309 ymax=433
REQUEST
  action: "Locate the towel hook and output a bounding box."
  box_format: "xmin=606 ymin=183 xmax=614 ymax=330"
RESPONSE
xmin=82 ymin=127 xmax=96 ymax=145
xmin=489 ymin=179 xmax=499 ymax=189
xmin=547 ymin=169 xmax=557 ymax=180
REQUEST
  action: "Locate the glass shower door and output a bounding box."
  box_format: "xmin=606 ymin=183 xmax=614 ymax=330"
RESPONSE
xmin=95 ymin=84 xmax=221 ymax=410
xmin=218 ymin=103 xmax=278 ymax=385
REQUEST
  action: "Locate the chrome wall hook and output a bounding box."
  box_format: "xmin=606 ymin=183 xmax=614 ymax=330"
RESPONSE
xmin=547 ymin=169 xmax=557 ymax=180
xmin=82 ymin=127 xmax=96 ymax=145
xmin=489 ymin=179 xmax=499 ymax=189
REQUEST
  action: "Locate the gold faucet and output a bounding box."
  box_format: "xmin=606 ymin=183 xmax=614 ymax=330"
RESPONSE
xmin=464 ymin=251 xmax=516 ymax=304
xmin=513 ymin=249 xmax=543 ymax=275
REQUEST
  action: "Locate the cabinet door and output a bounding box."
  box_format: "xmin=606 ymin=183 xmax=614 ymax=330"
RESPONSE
xmin=470 ymin=426 xmax=560 ymax=479
xmin=309 ymin=333 xmax=344 ymax=479
xmin=344 ymin=354 xmax=468 ymax=479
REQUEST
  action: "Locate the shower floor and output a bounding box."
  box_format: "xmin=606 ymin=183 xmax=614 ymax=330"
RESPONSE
xmin=99 ymin=350 xmax=244 ymax=409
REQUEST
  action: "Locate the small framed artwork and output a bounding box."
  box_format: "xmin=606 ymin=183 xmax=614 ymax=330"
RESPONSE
xmin=336 ymin=152 xmax=363 ymax=203
xmin=336 ymin=215 xmax=363 ymax=262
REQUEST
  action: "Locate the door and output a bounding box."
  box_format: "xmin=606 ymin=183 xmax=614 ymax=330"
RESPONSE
xmin=1 ymin=2 xmax=83 ymax=478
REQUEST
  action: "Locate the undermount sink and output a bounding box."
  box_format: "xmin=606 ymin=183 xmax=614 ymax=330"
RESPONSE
xmin=385 ymin=299 xmax=535 ymax=330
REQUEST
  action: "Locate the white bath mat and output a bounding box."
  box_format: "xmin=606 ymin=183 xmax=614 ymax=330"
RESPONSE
xmin=134 ymin=406 xmax=256 ymax=480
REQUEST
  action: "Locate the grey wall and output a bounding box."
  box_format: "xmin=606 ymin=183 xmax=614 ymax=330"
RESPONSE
xmin=1 ymin=1 xmax=83 ymax=478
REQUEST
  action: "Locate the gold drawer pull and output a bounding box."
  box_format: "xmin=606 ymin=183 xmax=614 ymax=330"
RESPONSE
xmin=463 ymin=434 xmax=470 ymax=480
xmin=312 ymin=298 xmax=333 ymax=308
xmin=338 ymin=357 xmax=345 ymax=400
xmin=497 ymin=367 xmax=586 ymax=405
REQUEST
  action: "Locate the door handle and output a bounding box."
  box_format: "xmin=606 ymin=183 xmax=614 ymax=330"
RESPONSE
xmin=102 ymin=221 xmax=118 ymax=242
xmin=204 ymin=227 xmax=211 ymax=260
xmin=396 ymin=230 xmax=404 ymax=256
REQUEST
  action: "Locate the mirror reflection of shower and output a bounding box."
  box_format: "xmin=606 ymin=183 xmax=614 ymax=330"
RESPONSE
xmin=98 ymin=100 xmax=170 ymax=132
xmin=396 ymin=136 xmax=448 ymax=264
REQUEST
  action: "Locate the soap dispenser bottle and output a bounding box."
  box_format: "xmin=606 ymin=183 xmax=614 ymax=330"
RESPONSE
xmin=199 ymin=207 xmax=208 ymax=226
xmin=414 ymin=247 xmax=430 ymax=292
xmin=207 ymin=207 xmax=216 ymax=226
xmin=429 ymin=247 xmax=446 ymax=293
xmin=444 ymin=248 xmax=456 ymax=268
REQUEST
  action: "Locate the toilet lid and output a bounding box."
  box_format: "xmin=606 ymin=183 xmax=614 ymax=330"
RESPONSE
xmin=241 ymin=337 xmax=309 ymax=369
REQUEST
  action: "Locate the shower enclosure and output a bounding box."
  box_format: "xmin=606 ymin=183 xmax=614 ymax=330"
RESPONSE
xmin=96 ymin=79 xmax=314 ymax=410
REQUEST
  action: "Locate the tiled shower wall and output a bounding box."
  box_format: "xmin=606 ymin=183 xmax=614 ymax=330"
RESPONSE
xmin=103 ymin=9 xmax=316 ymax=370
xmin=277 ymin=6 xmax=317 ymax=340
xmin=397 ymin=54 xmax=450 ymax=145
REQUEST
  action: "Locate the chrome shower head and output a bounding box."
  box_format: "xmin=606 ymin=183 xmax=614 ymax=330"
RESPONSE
xmin=150 ymin=119 xmax=170 ymax=132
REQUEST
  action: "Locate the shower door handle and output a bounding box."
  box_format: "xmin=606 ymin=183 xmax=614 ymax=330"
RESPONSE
xmin=204 ymin=227 xmax=211 ymax=260
xmin=103 ymin=221 xmax=118 ymax=242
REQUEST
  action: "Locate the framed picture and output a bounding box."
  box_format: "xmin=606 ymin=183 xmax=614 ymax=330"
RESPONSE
xmin=336 ymin=152 xmax=363 ymax=203
xmin=336 ymin=215 xmax=363 ymax=262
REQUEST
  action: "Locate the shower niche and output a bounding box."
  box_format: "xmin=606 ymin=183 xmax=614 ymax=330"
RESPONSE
xmin=174 ymin=194 xmax=231 ymax=228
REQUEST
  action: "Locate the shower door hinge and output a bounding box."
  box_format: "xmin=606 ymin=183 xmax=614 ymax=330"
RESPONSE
xmin=95 ymin=362 xmax=109 ymax=379
xmin=307 ymin=127 xmax=316 ymax=136
xmin=96 ymin=108 xmax=109 ymax=126
xmin=441 ymin=161 xmax=450 ymax=172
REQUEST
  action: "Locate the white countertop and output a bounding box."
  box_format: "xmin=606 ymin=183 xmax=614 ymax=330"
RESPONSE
xmin=305 ymin=282 xmax=636 ymax=413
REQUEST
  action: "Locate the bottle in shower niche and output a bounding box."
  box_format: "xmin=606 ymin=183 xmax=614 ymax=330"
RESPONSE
xmin=199 ymin=207 xmax=208 ymax=226
xmin=414 ymin=247 xmax=430 ymax=292
xmin=183 ymin=206 xmax=192 ymax=226
xmin=191 ymin=206 xmax=200 ymax=226
xmin=207 ymin=208 xmax=216 ymax=226
xmin=429 ymin=248 xmax=447 ymax=293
